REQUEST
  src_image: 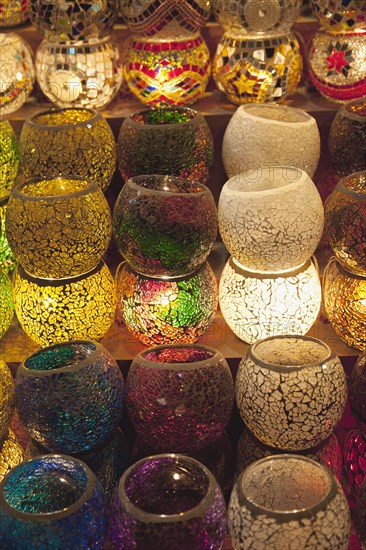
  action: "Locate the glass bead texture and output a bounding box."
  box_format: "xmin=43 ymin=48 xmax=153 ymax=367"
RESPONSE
xmin=113 ymin=175 xmax=217 ymax=278
xmin=123 ymin=33 xmax=211 ymax=107
xmin=0 ymin=33 xmax=34 ymax=116
xmin=218 ymin=166 xmax=324 ymax=273
xmin=35 ymin=37 xmax=123 ymax=109
xmin=219 ymin=257 xmax=322 ymax=344
xmin=323 ymin=258 xmax=366 ymax=351
xmin=13 ymin=261 xmax=116 ymax=346
xmin=0 ymin=120 xmax=20 ymax=201
xmin=325 ymin=170 xmax=366 ymax=276
xmin=0 ymin=455 xmax=107 ymax=550
xmin=6 ymin=177 xmax=112 ymax=279
xmin=228 ymin=455 xmax=351 ymax=550
xmin=236 ymin=335 xmax=347 ymax=450
xmin=117 ymin=107 xmax=213 ymax=185
xmin=0 ymin=199 xmax=16 ymax=274
xmin=0 ymin=429 xmax=24 ymax=483
xmin=222 ymin=104 xmax=321 ymax=179
xmin=0 ymin=359 xmax=15 ymax=440
xmin=213 ymin=32 xmax=303 ymax=105
xmin=329 ymin=97 xmax=366 ymax=177
xmin=19 ymin=107 xmax=117 ymax=192
xmin=310 ymin=0 xmax=366 ymax=32
xmin=116 ymin=261 xmax=218 ymax=346
xmin=126 ymin=344 xmax=234 ymax=452
xmin=344 ymin=429 xmax=366 ymax=500
xmin=355 ymin=477 xmax=366 ymax=548
xmin=15 ymin=340 xmax=124 ymax=453
xmin=0 ymin=270 xmax=14 ymax=340
xmin=30 ymin=0 xmax=116 ymax=41
xmin=349 ymin=351 xmax=366 ymax=432
xmin=0 ymin=0 xmax=28 ymax=27
xmin=109 ymin=453 xmax=227 ymax=550
xmin=308 ymin=31 xmax=366 ymax=103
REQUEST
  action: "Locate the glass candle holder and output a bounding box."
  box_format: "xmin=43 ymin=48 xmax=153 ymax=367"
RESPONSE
xmin=323 ymin=258 xmax=366 ymax=351
xmin=325 ymin=171 xmax=366 ymax=276
xmin=310 ymin=0 xmax=366 ymax=32
xmin=14 ymin=261 xmax=116 ymax=346
xmin=228 ymin=455 xmax=351 ymax=550
xmin=0 ymin=359 xmax=15 ymax=440
xmin=344 ymin=429 xmax=366 ymax=500
xmin=0 ymin=120 xmax=19 ymax=201
xmin=109 ymin=454 xmax=227 ymax=550
xmin=0 ymin=455 xmax=107 ymax=550
xmin=0 ymin=199 xmax=16 ymax=273
xmin=0 ymin=270 xmax=14 ymax=340
xmin=0 ymin=0 xmax=28 ymax=27
xmin=236 ymin=335 xmax=347 ymax=450
xmin=116 ymin=261 xmax=218 ymax=346
xmin=6 ymin=176 xmax=112 ymax=279
xmin=218 ymin=167 xmax=324 ymax=273
xmin=222 ymin=104 xmax=321 ymax=179
xmin=35 ymin=37 xmax=123 ymax=109
xmin=355 ymin=478 xmax=366 ymax=548
xmin=328 ymin=97 xmax=366 ymax=176
xmin=213 ymin=32 xmax=303 ymax=105
xmin=19 ymin=108 xmax=117 ymax=192
xmin=113 ymin=175 xmax=217 ymax=278
xmin=117 ymin=107 xmax=213 ymax=184
xmin=308 ymin=31 xmax=366 ymax=103
xmin=0 ymin=33 xmax=34 ymax=116
xmin=15 ymin=340 xmax=124 ymax=453
xmin=123 ymin=34 xmax=211 ymax=106
xmin=126 ymin=344 xmax=234 ymax=452
xmin=349 ymin=351 xmax=366 ymax=432
xmin=0 ymin=429 xmax=24 ymax=483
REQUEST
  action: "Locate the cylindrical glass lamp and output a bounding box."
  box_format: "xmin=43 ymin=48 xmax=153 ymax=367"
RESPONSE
xmin=126 ymin=344 xmax=234 ymax=452
xmin=109 ymin=454 xmax=227 ymax=550
xmin=236 ymin=335 xmax=347 ymax=450
xmin=0 ymin=120 xmax=19 ymax=201
xmin=113 ymin=175 xmax=217 ymax=278
xmin=228 ymin=455 xmax=351 ymax=550
xmin=0 ymin=0 xmax=28 ymax=27
xmin=0 ymin=199 xmax=16 ymax=273
xmin=0 ymin=359 xmax=15 ymax=440
xmin=0 ymin=455 xmax=107 ymax=550
xmin=0 ymin=271 xmax=14 ymax=340
xmin=0 ymin=429 xmax=24 ymax=483
xmin=117 ymin=107 xmax=213 ymax=184
xmin=13 ymin=261 xmax=116 ymax=346
xmin=349 ymin=351 xmax=366 ymax=433
xmin=218 ymin=167 xmax=324 ymax=273
xmin=310 ymin=0 xmax=366 ymax=32
xmin=19 ymin=108 xmax=117 ymax=192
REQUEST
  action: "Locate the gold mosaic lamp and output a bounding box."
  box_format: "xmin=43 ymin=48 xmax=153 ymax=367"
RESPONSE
xmin=0 ymin=121 xmax=19 ymax=202
xmin=0 ymin=0 xmax=28 ymax=28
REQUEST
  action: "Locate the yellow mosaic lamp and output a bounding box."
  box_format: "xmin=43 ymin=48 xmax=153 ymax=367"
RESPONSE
xmin=0 ymin=359 xmax=15 ymax=440
xmin=0 ymin=199 xmax=16 ymax=274
xmin=0 ymin=429 xmax=23 ymax=483
xmin=0 ymin=271 xmax=14 ymax=340
xmin=0 ymin=121 xmax=20 ymax=202
xmin=0 ymin=0 xmax=28 ymax=28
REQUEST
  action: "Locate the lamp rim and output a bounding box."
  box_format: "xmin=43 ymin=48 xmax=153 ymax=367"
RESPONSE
xmin=131 ymin=343 xmax=225 ymax=371
xmin=25 ymin=107 xmax=101 ymax=131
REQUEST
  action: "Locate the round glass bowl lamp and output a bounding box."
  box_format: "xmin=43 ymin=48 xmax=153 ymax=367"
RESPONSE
xmin=19 ymin=108 xmax=117 ymax=192
xmin=0 ymin=199 xmax=16 ymax=274
xmin=6 ymin=177 xmax=112 ymax=279
xmin=219 ymin=257 xmax=322 ymax=344
xmin=35 ymin=37 xmax=122 ymax=109
xmin=0 ymin=429 xmax=24 ymax=483
xmin=0 ymin=0 xmax=28 ymax=27
xmin=0 ymin=120 xmax=19 ymax=201
xmin=109 ymin=454 xmax=227 ymax=550
xmin=222 ymin=104 xmax=321 ymax=179
xmin=117 ymin=107 xmax=213 ymax=184
xmin=0 ymin=359 xmax=15 ymax=440
xmin=218 ymin=167 xmax=324 ymax=273
xmin=13 ymin=261 xmax=116 ymax=346
xmin=126 ymin=344 xmax=234 ymax=452
xmin=323 ymin=257 xmax=366 ymax=351
xmin=344 ymin=429 xmax=366 ymax=499
xmin=0 ymin=455 xmax=107 ymax=550
xmin=228 ymin=455 xmax=351 ymax=550
xmin=0 ymin=33 xmax=34 ymax=116
xmin=116 ymin=261 xmax=218 ymax=346
xmin=113 ymin=175 xmax=217 ymax=278
xmin=349 ymin=351 xmax=366 ymax=433
xmin=325 ymin=170 xmax=366 ymax=276
xmin=0 ymin=271 xmax=14 ymax=340
xmin=236 ymin=335 xmax=347 ymax=450
xmin=310 ymin=0 xmax=366 ymax=32
xmin=15 ymin=340 xmax=124 ymax=453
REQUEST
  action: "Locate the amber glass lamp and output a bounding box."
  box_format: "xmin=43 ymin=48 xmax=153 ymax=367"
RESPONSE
xmin=0 ymin=121 xmax=19 ymax=202
xmin=0 ymin=0 xmax=28 ymax=28
xmin=0 ymin=271 xmax=14 ymax=340
xmin=0 ymin=429 xmax=23 ymax=483
xmin=0 ymin=359 xmax=15 ymax=440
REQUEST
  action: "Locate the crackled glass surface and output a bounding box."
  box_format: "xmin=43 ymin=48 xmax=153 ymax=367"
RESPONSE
xmin=309 ymin=31 xmax=366 ymax=103
xmin=0 ymin=121 xmax=19 ymax=201
xmin=223 ymin=105 xmax=321 ymax=179
xmin=310 ymin=0 xmax=366 ymax=31
xmin=20 ymin=108 xmax=117 ymax=192
xmin=123 ymin=34 xmax=211 ymax=106
xmin=219 ymin=258 xmax=322 ymax=344
xmin=113 ymin=176 xmax=217 ymax=278
xmin=344 ymin=429 xmax=366 ymax=500
xmin=14 ymin=261 xmax=116 ymax=346
xmin=0 ymin=33 xmax=34 ymax=115
xmin=350 ymin=351 xmax=366 ymax=432
xmin=355 ymin=477 xmax=366 ymax=548
xmin=325 ymin=171 xmax=366 ymax=276
xmin=0 ymin=359 xmax=15 ymax=440
xmin=0 ymin=199 xmax=16 ymax=273
xmin=218 ymin=167 xmax=324 ymax=273
xmin=6 ymin=177 xmax=112 ymax=279
xmin=323 ymin=258 xmax=366 ymax=351
xmin=0 ymin=429 xmax=23 ymax=482
xmin=117 ymin=107 xmax=213 ymax=184
xmin=236 ymin=336 xmax=347 ymax=450
xmin=16 ymin=341 xmax=124 ymax=453
xmin=109 ymin=454 xmax=227 ymax=550
xmin=126 ymin=345 xmax=234 ymax=452
xmin=329 ymin=98 xmax=366 ymax=176
xmin=213 ymin=33 xmax=302 ymax=105
xmin=228 ymin=455 xmax=351 ymax=550
xmin=35 ymin=37 xmax=122 ymax=109
xmin=0 ymin=455 xmax=107 ymax=550
xmin=0 ymin=0 xmax=28 ymax=27
xmin=0 ymin=271 xmax=14 ymax=340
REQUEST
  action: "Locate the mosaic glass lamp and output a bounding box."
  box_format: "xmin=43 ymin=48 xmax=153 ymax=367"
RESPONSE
xmin=0 ymin=271 xmax=14 ymax=340
xmin=0 ymin=359 xmax=15 ymax=440
xmin=19 ymin=108 xmax=117 ymax=192
xmin=355 ymin=477 xmax=366 ymax=548
xmin=310 ymin=0 xmax=366 ymax=32
xmin=0 ymin=455 xmax=107 ymax=550
xmin=349 ymin=351 xmax=366 ymax=432
xmin=109 ymin=454 xmax=227 ymax=550
xmin=0 ymin=429 xmax=24 ymax=483
xmin=0 ymin=0 xmax=28 ymax=27
xmin=0 ymin=199 xmax=16 ymax=274
xmin=0 ymin=120 xmax=20 ymax=201
xmin=344 ymin=429 xmax=366 ymax=500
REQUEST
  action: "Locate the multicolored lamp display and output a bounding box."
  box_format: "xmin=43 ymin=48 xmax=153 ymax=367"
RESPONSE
xmin=0 ymin=0 xmax=28 ymax=27
xmin=0 ymin=121 xmax=20 ymax=201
